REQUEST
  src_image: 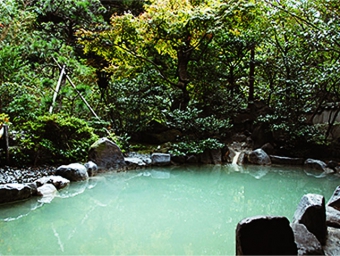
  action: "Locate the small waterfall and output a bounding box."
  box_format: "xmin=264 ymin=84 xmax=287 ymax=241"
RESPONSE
xmin=232 ymin=151 xmax=241 ymax=165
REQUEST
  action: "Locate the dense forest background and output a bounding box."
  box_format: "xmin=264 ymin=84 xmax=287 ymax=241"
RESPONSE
xmin=0 ymin=0 xmax=340 ymax=165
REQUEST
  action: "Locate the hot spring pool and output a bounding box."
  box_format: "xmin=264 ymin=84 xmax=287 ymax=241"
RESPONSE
xmin=0 ymin=164 xmax=339 ymax=255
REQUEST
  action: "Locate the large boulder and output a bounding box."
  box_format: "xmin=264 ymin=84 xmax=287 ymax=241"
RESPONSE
xmin=35 ymin=175 xmax=70 ymax=189
xmin=235 ymin=215 xmax=297 ymax=255
xmin=327 ymin=185 xmax=340 ymax=211
xmin=247 ymin=148 xmax=271 ymax=165
xmin=88 ymin=138 xmax=126 ymax=170
xmin=0 ymin=183 xmax=37 ymax=204
xmin=151 ymin=153 xmax=171 ymax=166
xmin=304 ymin=158 xmax=334 ymax=173
xmin=326 ymin=206 xmax=340 ymax=228
xmin=291 ymin=223 xmax=324 ymax=255
xmin=323 ymin=227 xmax=340 ymax=256
xmin=292 ymin=193 xmax=327 ymax=245
xmin=55 ymin=163 xmax=89 ymax=182
xmin=270 ymin=155 xmax=304 ymax=165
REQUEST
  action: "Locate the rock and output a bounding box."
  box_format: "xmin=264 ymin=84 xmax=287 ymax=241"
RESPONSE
xmin=0 ymin=183 xmax=37 ymax=204
xmin=37 ymin=184 xmax=57 ymax=203
xmin=304 ymin=158 xmax=334 ymax=173
xmin=293 ymin=193 xmax=327 ymax=245
xmin=327 ymin=185 xmax=340 ymax=211
xmin=261 ymin=142 xmax=275 ymax=155
xmin=247 ymin=148 xmax=271 ymax=165
xmin=327 ymin=160 xmax=339 ymax=170
xmin=88 ymin=138 xmax=126 ymax=170
xmin=84 ymin=161 xmax=98 ymax=177
xmin=151 ymin=153 xmax=171 ymax=166
xmin=335 ymin=166 xmax=340 ymax=174
xmin=0 ymin=166 xmax=56 ymax=184
xmin=323 ymin=227 xmax=340 ymax=256
xmin=35 ymin=175 xmax=70 ymax=189
xmin=231 ymin=133 xmax=248 ymax=142
xmin=326 ymin=206 xmax=340 ymax=228
xmin=199 ymin=149 xmax=222 ymax=164
xmin=291 ymin=223 xmax=324 ymax=255
xmin=55 ymin=163 xmax=89 ymax=182
xmin=270 ymin=155 xmax=304 ymax=165
xmin=171 ymin=155 xmax=186 ymax=164
xmin=124 ymin=157 xmax=146 ymax=166
xmin=237 ymin=151 xmax=247 ymax=165
xmin=209 ymin=149 xmax=222 ymax=164
xmin=235 ymin=215 xmax=297 ymax=255
xmin=186 ymin=155 xmax=198 ymax=163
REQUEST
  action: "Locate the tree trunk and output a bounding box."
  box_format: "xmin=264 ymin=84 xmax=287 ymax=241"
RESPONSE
xmin=173 ymin=47 xmax=191 ymax=110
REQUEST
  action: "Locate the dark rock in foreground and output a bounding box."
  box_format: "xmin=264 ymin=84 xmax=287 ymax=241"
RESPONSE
xmin=324 ymin=227 xmax=340 ymax=256
xmin=291 ymin=223 xmax=324 ymax=255
xmin=293 ymin=193 xmax=327 ymax=245
xmin=327 ymin=185 xmax=340 ymax=211
xmin=326 ymin=206 xmax=340 ymax=228
xmin=0 ymin=183 xmax=37 ymax=204
xmin=235 ymin=215 xmax=297 ymax=255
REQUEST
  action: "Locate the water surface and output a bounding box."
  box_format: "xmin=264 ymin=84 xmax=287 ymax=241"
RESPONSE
xmin=0 ymin=164 xmax=339 ymax=255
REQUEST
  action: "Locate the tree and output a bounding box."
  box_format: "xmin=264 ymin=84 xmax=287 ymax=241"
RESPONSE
xmin=257 ymin=0 xmax=340 ymax=146
xmin=78 ymin=0 xmax=218 ymax=110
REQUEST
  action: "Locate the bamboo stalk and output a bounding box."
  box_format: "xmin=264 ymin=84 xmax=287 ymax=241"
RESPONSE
xmin=52 ymin=58 xmax=100 ymax=120
xmin=49 ymin=65 xmax=66 ymax=114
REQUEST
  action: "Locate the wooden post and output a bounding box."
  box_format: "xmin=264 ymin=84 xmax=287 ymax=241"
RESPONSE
xmin=49 ymin=65 xmax=66 ymax=114
xmin=52 ymin=58 xmax=100 ymax=120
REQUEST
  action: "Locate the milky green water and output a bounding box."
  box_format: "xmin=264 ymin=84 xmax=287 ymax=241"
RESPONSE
xmin=0 ymin=164 xmax=339 ymax=255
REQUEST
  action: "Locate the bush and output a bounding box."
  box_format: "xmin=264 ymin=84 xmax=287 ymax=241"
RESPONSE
xmin=166 ymin=106 xmax=232 ymax=138
xmin=12 ymin=114 xmax=98 ymax=165
xmin=169 ymin=138 xmax=225 ymax=156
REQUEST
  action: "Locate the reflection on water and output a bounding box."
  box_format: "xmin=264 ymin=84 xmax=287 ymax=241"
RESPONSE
xmin=0 ymin=165 xmax=339 ymax=255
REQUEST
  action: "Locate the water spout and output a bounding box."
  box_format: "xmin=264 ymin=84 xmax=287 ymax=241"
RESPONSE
xmin=232 ymin=151 xmax=241 ymax=165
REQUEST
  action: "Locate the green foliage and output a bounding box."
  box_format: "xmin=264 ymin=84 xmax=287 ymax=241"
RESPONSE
xmin=13 ymin=114 xmax=98 ymax=165
xmin=169 ymin=138 xmax=225 ymax=156
xmin=0 ymin=113 xmax=10 ymax=126
xmin=1 ymin=0 xmax=340 ymax=164
xmin=102 ymin=68 xmax=171 ymax=133
xmin=257 ymin=114 xmax=324 ymax=148
xmin=166 ymin=105 xmax=232 ymax=138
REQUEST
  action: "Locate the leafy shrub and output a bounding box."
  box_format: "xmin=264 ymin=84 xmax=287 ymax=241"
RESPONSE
xmin=166 ymin=106 xmax=232 ymax=138
xmin=13 ymin=114 xmax=98 ymax=165
xmin=169 ymin=138 xmax=225 ymax=156
xmin=257 ymin=114 xmax=325 ymax=147
xmin=0 ymin=113 xmax=10 ymax=126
